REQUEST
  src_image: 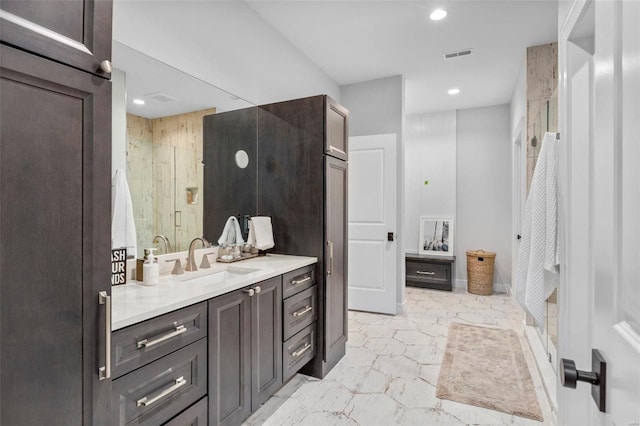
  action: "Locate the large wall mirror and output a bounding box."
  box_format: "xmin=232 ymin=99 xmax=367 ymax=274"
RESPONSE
xmin=112 ymin=41 xmax=258 ymax=257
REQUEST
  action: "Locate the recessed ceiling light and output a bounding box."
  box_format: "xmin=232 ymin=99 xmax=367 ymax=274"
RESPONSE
xmin=133 ymin=99 xmax=145 ymax=105
xmin=430 ymin=9 xmax=447 ymax=21
xmin=448 ymin=88 xmax=460 ymax=95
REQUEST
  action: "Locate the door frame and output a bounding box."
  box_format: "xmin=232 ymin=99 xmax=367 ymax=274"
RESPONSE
xmin=511 ymin=118 xmax=525 ymax=289
xmin=557 ymin=0 xmax=598 ymax=423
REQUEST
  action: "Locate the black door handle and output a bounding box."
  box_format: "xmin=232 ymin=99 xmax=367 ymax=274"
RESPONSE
xmin=560 ymin=349 xmax=607 ymax=412
xmin=517 ymin=234 xmax=522 ymax=240
xmin=387 ymin=232 xmax=394 ymax=242
xmin=560 ymin=359 xmax=598 ymax=388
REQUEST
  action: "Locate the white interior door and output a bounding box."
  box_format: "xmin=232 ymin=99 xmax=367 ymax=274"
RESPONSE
xmin=559 ymin=1 xmax=640 ymax=424
xmin=348 ymin=134 xmax=397 ymax=314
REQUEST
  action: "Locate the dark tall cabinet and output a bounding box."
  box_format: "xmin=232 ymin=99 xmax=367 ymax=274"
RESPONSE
xmin=0 ymin=2 xmax=113 ymax=424
xmin=258 ymin=95 xmax=348 ymax=378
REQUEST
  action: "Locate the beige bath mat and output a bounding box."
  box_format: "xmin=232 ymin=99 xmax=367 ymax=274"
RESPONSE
xmin=436 ymin=322 xmax=543 ymax=421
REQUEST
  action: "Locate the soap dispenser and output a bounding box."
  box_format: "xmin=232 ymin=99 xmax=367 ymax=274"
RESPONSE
xmin=142 ymin=248 xmax=159 ymax=286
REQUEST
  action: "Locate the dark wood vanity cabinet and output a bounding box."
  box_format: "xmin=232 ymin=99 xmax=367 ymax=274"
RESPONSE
xmin=282 ymin=265 xmax=318 ymax=382
xmin=0 ymin=43 xmax=112 ymax=424
xmin=0 ymin=0 xmax=113 ymax=78
xmin=258 ymin=95 xmax=348 ymax=378
xmin=208 ymin=276 xmax=282 ymax=425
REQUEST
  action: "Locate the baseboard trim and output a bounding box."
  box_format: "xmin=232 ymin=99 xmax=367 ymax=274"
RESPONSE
xmin=454 ymin=279 xmax=511 ymax=295
xmin=523 ymin=321 xmax=558 ymax=416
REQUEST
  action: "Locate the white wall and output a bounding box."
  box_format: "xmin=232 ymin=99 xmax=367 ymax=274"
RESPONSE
xmin=456 ymin=104 xmax=513 ymax=292
xmin=112 ymin=0 xmax=339 ymax=105
xmin=404 ymin=111 xmax=457 ymax=254
xmin=341 ymin=76 xmax=404 ymax=137
xmin=510 ymin=56 xmax=527 ymax=140
xmin=340 ymin=75 xmax=406 ymax=313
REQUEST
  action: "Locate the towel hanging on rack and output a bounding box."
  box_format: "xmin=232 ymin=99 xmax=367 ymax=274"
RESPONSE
xmin=217 ymin=216 xmax=245 ymax=246
xmin=248 ymin=216 xmax=275 ymax=251
xmin=111 ymin=170 xmax=137 ymax=258
xmin=515 ymin=132 xmax=560 ymax=329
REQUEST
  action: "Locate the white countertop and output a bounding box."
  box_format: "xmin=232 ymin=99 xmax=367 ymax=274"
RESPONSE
xmin=112 ymin=254 xmax=317 ymax=331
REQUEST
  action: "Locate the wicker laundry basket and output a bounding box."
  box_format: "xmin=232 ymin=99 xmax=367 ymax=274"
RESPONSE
xmin=466 ymin=250 xmax=496 ymax=295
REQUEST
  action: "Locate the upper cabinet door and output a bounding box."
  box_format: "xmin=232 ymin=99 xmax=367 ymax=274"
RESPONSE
xmin=325 ymin=96 xmax=349 ymax=161
xmin=0 ymin=0 xmax=112 ymax=78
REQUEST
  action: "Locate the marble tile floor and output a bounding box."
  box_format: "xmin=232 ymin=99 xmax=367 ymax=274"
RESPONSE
xmin=244 ymin=286 xmax=554 ymax=426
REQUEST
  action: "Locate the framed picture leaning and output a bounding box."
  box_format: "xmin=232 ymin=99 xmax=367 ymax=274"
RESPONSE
xmin=418 ymin=217 xmax=454 ymax=256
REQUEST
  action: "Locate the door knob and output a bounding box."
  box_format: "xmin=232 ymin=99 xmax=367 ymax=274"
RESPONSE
xmin=387 ymin=232 xmax=394 ymax=242
xmin=560 ymin=358 xmax=598 ymax=388
xmin=560 ymin=349 xmax=607 ymax=412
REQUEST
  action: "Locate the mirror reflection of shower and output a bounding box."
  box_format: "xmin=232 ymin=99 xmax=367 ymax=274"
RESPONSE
xmin=112 ymin=41 xmax=256 ymax=257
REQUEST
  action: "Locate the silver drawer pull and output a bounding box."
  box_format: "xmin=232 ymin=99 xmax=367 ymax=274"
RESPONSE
xmin=98 ymin=291 xmax=111 ymax=380
xmin=416 ymin=271 xmax=436 ymax=276
xmin=137 ymin=324 xmax=187 ymax=349
xmin=136 ymin=376 xmax=187 ymax=407
xmin=292 ymin=342 xmax=312 ymax=358
xmin=291 ymin=276 xmax=311 ymax=286
xmin=292 ymin=306 xmax=313 ymax=317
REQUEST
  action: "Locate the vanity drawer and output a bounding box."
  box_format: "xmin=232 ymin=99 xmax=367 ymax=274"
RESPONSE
xmin=283 ymin=324 xmax=316 ymax=382
xmin=405 ymin=256 xmax=454 ymax=291
xmin=112 ymin=302 xmax=207 ymax=379
xmin=283 ymin=285 xmax=317 ymax=341
xmin=406 ymin=260 xmax=450 ymax=284
xmin=112 ymin=339 xmax=207 ymax=426
xmin=282 ymin=265 xmax=316 ymax=299
xmin=164 ymin=397 xmax=207 ymax=426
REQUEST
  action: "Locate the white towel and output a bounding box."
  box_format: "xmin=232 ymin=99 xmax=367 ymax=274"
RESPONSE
xmin=248 ymin=216 xmax=275 ymax=251
xmin=217 ymin=216 xmax=245 ymax=246
xmin=515 ymin=132 xmax=560 ymax=329
xmin=111 ymin=170 xmax=137 ymax=258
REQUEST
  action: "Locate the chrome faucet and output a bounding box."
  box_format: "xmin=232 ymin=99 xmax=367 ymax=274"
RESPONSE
xmin=152 ymin=234 xmax=172 ymax=254
xmin=185 ymin=237 xmax=211 ymax=272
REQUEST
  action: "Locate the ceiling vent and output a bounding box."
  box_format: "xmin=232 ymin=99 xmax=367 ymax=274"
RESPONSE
xmin=443 ymin=49 xmax=473 ymax=60
xmin=146 ymin=92 xmax=178 ymax=103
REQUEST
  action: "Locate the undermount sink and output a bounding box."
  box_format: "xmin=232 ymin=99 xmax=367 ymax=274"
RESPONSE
xmin=178 ymin=266 xmax=259 ymax=285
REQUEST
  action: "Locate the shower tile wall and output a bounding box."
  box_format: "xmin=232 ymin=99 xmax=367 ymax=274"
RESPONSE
xmin=127 ymin=107 xmax=215 ymax=256
xmin=526 ymin=43 xmax=558 ymax=194
xmin=127 ymin=114 xmax=154 ymax=257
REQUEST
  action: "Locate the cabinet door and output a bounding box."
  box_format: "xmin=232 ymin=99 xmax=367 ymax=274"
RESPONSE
xmin=208 ymin=289 xmax=251 ymax=426
xmin=325 ymin=96 xmax=349 ymax=161
xmin=251 ymin=276 xmax=283 ymax=410
xmin=0 ymin=0 xmax=112 ymax=77
xmin=0 ymin=44 xmax=111 ymax=425
xmin=324 ymin=156 xmax=348 ymax=368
